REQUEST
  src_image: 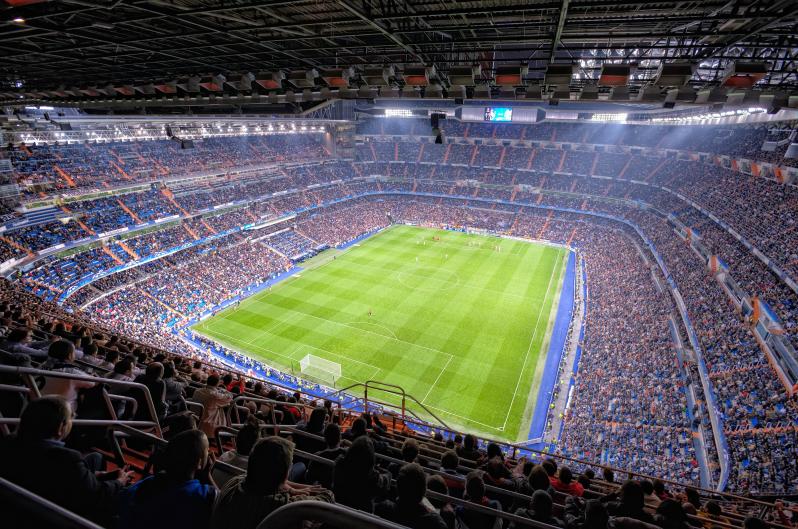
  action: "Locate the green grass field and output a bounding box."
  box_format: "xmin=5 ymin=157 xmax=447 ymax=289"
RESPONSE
xmin=193 ymin=224 xmax=567 ymax=441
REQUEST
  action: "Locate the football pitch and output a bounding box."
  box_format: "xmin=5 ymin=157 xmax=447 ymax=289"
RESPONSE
xmin=193 ymin=224 xmax=568 ymax=441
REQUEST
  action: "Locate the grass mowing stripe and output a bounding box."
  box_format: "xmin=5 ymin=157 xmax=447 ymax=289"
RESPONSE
xmin=193 ymin=225 xmax=568 ymax=441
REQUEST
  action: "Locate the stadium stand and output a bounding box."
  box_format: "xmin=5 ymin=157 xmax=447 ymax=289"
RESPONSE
xmin=3 ymin=99 xmax=798 ymax=529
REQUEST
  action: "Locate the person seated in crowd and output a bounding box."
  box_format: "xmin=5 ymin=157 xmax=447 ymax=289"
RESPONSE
xmin=0 ymin=396 xmax=131 ymax=524
xmin=640 ymin=479 xmax=661 ymax=506
xmin=390 ymin=438 xmax=421 ymax=477
xmin=40 ymin=340 xmax=95 ymax=412
xmin=162 ymin=361 xmax=188 ymax=414
xmin=656 ymin=499 xmax=692 ymax=529
xmin=602 ymin=480 xmax=655 ymax=524
xmin=653 ymin=479 xmax=672 ymax=501
xmin=213 ymin=417 xmax=261 ymax=486
xmin=192 ymin=374 xmax=233 ymax=439
xmin=456 ymin=471 xmax=502 ymax=529
xmin=512 ymin=490 xmax=564 ymax=528
xmin=333 ymin=435 xmax=391 ymax=513
xmin=1 ymin=327 xmax=48 ymax=360
xmin=552 ymin=466 xmax=584 ymax=497
xmin=439 ymin=450 xmax=465 ymax=499
xmin=564 ymin=497 xmax=610 ymax=529
xmin=117 ymin=429 xmax=217 ymax=529
xmin=307 ymin=422 xmax=346 ymax=488
xmin=457 ymin=434 xmax=482 ymax=462
xmin=342 ymin=416 xmax=368 ymax=442
xmin=376 ymin=463 xmax=448 ymax=529
xmin=701 ymin=500 xmax=731 ymax=529
xmin=133 ymin=361 xmax=168 ymax=421
xmin=212 ymin=436 xmax=333 ymax=529
xmin=294 ymin=406 xmax=327 ymax=453
xmin=518 ymin=464 xmax=556 ymax=497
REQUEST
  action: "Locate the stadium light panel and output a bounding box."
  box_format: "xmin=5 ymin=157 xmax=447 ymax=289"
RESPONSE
xmin=494 ymin=65 xmax=528 ymax=86
xmin=361 ymin=67 xmax=392 ymax=86
xmin=653 ymin=62 xmax=696 ymax=87
xmin=721 ymin=61 xmax=768 ymax=88
xmin=448 ymin=65 xmax=479 ymax=87
xmin=402 ymin=65 xmax=434 ymax=87
xmin=544 ymin=64 xmax=575 ymax=87
xmin=320 ymin=68 xmax=353 ymax=87
xmin=599 ymin=64 xmax=636 ymax=87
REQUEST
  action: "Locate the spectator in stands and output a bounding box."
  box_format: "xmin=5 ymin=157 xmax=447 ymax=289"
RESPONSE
xmin=376 ymin=463 xmax=448 ymax=529
xmin=602 ymin=480 xmax=654 ymax=523
xmin=133 ymin=361 xmax=168 ymax=420
xmin=106 ymin=358 xmax=134 ymax=381
xmin=457 ymin=471 xmax=502 ymax=529
xmin=294 ymin=406 xmax=327 ymax=453
xmin=162 ymin=361 xmax=188 ymax=414
xmin=213 ymin=417 xmax=261 ymax=486
xmin=212 ymin=436 xmax=333 ymax=529
xmin=656 ymin=499 xmax=691 ymax=529
xmin=552 ymin=466 xmax=584 ymax=497
xmin=117 ymin=429 xmax=216 ymax=529
xmin=192 ymin=374 xmax=233 ymax=439
xmin=342 ymin=416 xmax=367 ymax=441
xmin=512 ymin=490 xmax=564 ymax=528
xmin=0 ymin=396 xmax=131 ymax=523
xmin=307 ymin=423 xmax=346 ymax=488
xmin=40 ymin=340 xmax=94 ymax=412
xmin=440 ymin=450 xmax=465 ymax=499
xmin=333 ymin=435 xmax=390 ymax=513
xmin=641 ymin=479 xmax=661 ymax=506
xmin=701 ymin=501 xmax=730 ymax=529
xmin=1 ymin=327 xmax=48 ymax=360
xmin=518 ymin=464 xmax=555 ymax=497
xmin=564 ymin=497 xmax=609 ymax=529
xmin=457 ymin=434 xmax=482 ymax=462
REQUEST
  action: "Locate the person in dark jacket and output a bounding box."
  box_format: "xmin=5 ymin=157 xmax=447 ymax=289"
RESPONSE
xmin=602 ymin=480 xmax=655 ymax=524
xmin=456 ymin=471 xmax=502 ymax=529
xmin=0 ymin=396 xmax=131 ymax=524
xmin=512 ymin=490 xmax=565 ymax=528
xmin=307 ymin=423 xmax=346 ymax=488
xmin=133 ymin=361 xmax=168 ymax=420
xmin=376 ymin=463 xmax=448 ymax=529
xmin=211 ymin=436 xmax=333 ymax=529
xmin=564 ymin=497 xmax=610 ymax=529
xmin=116 ymin=429 xmax=217 ymax=529
xmin=333 ymin=436 xmax=390 ymax=513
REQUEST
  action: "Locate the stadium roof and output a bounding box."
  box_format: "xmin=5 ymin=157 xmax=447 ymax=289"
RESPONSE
xmin=1 ymin=0 xmax=797 ymax=105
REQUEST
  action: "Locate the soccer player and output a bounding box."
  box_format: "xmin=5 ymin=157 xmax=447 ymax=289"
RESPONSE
xmin=368 ymin=309 xmax=373 ymax=318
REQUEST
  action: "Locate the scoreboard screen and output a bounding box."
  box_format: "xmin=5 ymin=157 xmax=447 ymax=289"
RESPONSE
xmin=483 ymin=107 xmax=513 ymax=122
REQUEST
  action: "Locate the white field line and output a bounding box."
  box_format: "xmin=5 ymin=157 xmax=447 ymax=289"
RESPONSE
xmin=246 ymin=299 xmax=454 ymax=364
xmin=421 ymin=354 xmax=453 ymax=404
xmin=199 ymin=325 xmax=382 ymax=380
xmin=499 ymin=251 xmax=561 ymax=432
xmin=344 ymin=321 xmax=399 ymax=340
xmin=422 ymin=403 xmax=505 ymax=431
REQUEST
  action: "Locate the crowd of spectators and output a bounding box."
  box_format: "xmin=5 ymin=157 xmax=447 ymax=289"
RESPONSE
xmin=3 ymin=124 xmax=798 ymax=501
xmin=0 ymin=270 xmax=789 ymax=528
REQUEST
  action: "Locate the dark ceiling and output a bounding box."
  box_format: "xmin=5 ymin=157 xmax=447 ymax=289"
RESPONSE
xmin=1 ymin=0 xmax=797 ymax=91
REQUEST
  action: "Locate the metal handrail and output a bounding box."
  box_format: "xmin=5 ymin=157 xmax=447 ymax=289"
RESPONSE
xmin=0 ymin=364 xmax=163 ymax=437
xmin=257 ymin=501 xmax=411 ymax=529
xmin=0 ymin=477 xmax=104 ymax=529
xmin=331 ymin=380 xmax=450 ymax=430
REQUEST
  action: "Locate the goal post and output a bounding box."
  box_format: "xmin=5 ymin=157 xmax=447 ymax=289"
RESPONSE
xmin=298 ymin=353 xmax=342 ymax=387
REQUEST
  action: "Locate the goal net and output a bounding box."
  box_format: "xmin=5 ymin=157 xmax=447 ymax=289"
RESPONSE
xmin=298 ymin=353 xmax=342 ymax=387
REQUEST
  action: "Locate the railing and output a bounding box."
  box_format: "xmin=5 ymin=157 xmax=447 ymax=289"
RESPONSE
xmin=258 ymin=502 xmax=410 ymax=529
xmin=0 ymin=365 xmax=163 ymax=437
xmin=0 ymin=477 xmax=104 ymax=529
xmin=332 ymin=380 xmax=451 ymax=430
